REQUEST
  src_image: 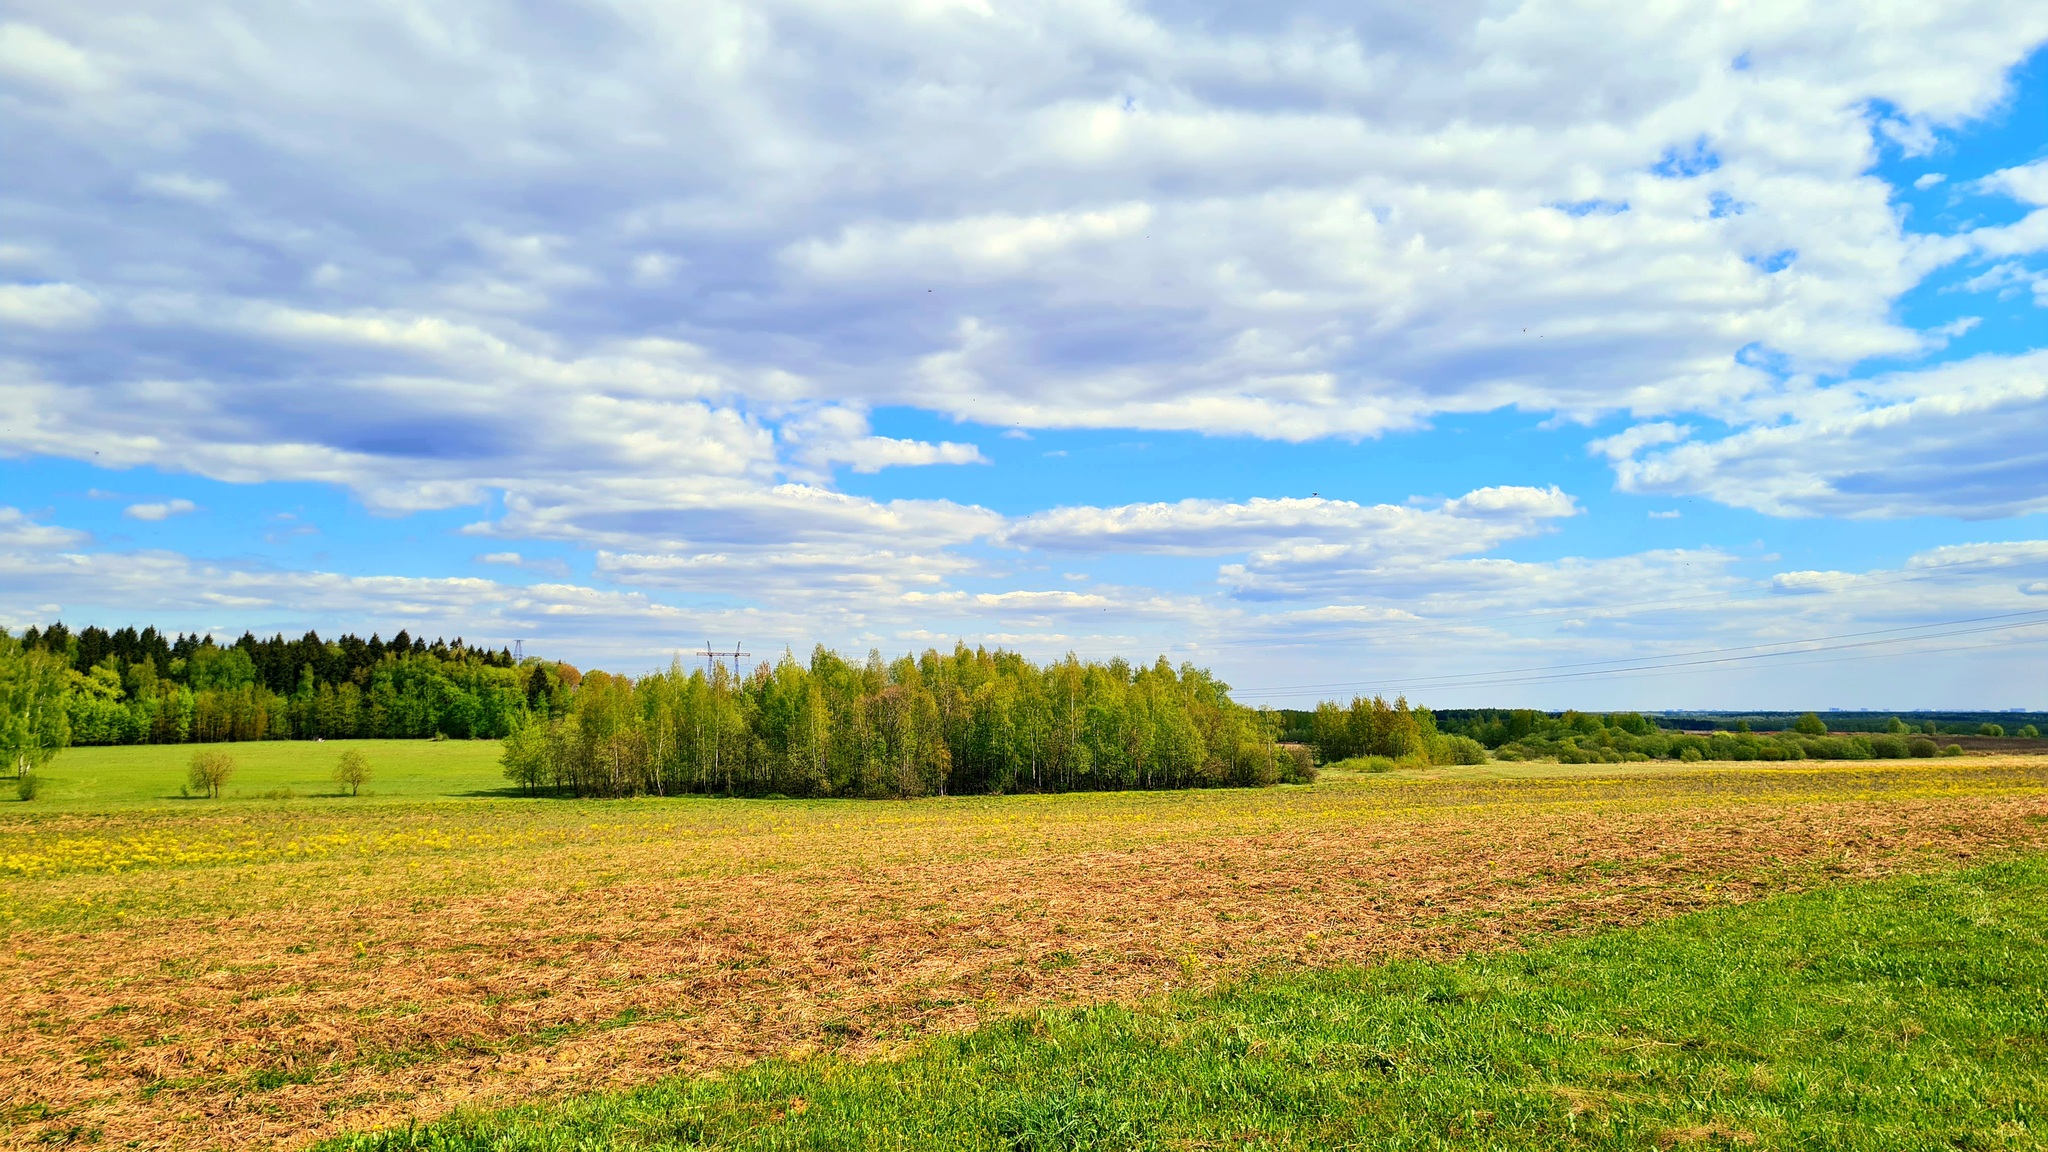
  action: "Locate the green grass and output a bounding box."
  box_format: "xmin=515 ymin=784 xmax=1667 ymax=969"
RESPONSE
xmin=329 ymin=856 xmax=2048 ymax=1152
xmin=15 ymin=739 xmax=509 ymax=808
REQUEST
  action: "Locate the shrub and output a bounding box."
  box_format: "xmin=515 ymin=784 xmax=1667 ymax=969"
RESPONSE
xmin=1979 ymin=723 xmax=2006 ymax=738
xmin=1869 ymin=735 xmax=1909 ymax=759
xmin=332 ymin=749 xmax=372 ymax=796
xmin=187 ymin=750 xmax=235 ymax=799
xmin=1277 ymin=745 xmax=1318 ymax=784
xmin=1907 ymin=737 xmax=1938 ymax=758
xmin=1430 ymin=735 xmax=1488 ymax=766
xmin=1793 ymin=712 xmax=1828 ymax=736
xmin=2021 ymin=725 xmax=2041 ymax=739
xmin=1942 ymin=744 xmax=1965 ymax=757
xmin=16 ymin=772 xmax=41 ymax=801
xmin=1678 ymin=746 xmax=1704 ymax=763
xmin=1360 ymin=755 xmax=1397 ymax=773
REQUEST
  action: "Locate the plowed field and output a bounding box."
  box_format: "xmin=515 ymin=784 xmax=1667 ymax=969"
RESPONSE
xmin=4 ymin=759 xmax=2046 ymax=1149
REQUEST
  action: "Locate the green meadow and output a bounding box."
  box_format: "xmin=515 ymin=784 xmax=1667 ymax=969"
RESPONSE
xmin=19 ymin=739 xmax=510 ymax=807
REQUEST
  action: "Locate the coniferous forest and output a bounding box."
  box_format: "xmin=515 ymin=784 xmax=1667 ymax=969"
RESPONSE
xmin=6 ymin=623 xmax=529 ymax=746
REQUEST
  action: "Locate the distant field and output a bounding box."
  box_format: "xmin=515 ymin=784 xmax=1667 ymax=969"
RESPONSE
xmin=2 ymin=751 xmax=2045 ymax=1149
xmin=20 ymin=739 xmax=510 ymax=807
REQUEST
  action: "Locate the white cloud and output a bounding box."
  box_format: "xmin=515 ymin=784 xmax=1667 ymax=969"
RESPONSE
xmin=0 ymin=282 xmax=97 ymax=327
xmin=787 ymin=204 xmax=1154 ymax=279
xmin=0 ymin=21 xmax=105 ymax=91
xmin=1590 ymin=422 xmax=1693 ymax=461
xmin=1915 ymin=173 xmax=1946 ymax=190
xmin=630 ymin=252 xmax=678 ymax=285
xmin=4 ymin=498 xmax=2046 ymax=707
xmin=475 ymin=551 xmax=570 ymax=577
xmin=1966 ymin=166 xmax=2048 ymax=257
xmin=1607 ymin=350 xmax=2048 ymax=518
xmin=0 ymin=506 xmax=87 ymax=548
xmin=137 ymin=172 xmax=228 ymax=204
xmin=1 ymin=0 xmax=2047 ymax=695
xmin=1978 ymin=160 xmax=2048 ymax=207
xmin=0 ymin=0 xmax=2039 ymax=503
xmin=1001 ymin=486 xmax=1577 ymax=557
xmin=122 ymin=498 xmax=196 ymax=521
xmin=779 ymin=406 xmax=987 ymax=476
xmin=597 ymin=544 xmax=977 ymax=597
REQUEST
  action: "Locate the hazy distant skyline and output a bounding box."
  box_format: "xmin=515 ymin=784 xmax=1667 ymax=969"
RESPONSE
xmin=3 ymin=2 xmax=2046 ymax=708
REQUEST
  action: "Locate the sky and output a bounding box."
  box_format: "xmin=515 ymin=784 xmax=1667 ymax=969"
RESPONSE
xmin=2 ymin=0 xmax=2047 ymax=710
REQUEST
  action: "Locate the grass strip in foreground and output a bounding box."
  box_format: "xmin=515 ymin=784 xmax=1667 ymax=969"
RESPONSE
xmin=330 ymin=856 xmax=2048 ymax=1151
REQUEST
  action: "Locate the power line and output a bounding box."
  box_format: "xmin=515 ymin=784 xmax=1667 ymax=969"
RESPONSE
xmin=698 ymin=640 xmax=751 ymax=679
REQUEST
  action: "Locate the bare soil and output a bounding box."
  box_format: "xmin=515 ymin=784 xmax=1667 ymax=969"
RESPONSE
xmin=3 ymin=761 xmax=2045 ymax=1149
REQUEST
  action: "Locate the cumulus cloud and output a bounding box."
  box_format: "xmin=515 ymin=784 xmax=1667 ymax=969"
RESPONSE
xmin=1605 ymin=350 xmax=2048 ymax=518
xmin=122 ymin=498 xmax=196 ymax=521
xmin=779 ymin=406 xmax=988 ymax=477
xmin=0 ymin=282 xmax=97 ymax=327
xmin=1001 ymin=486 xmax=1577 ymax=556
xmin=787 ymin=204 xmax=1155 ymax=279
xmin=0 ymin=21 xmax=104 ymax=91
xmin=137 ymin=172 xmax=228 ymax=204
xmin=476 ymin=551 xmax=570 ymax=577
xmin=4 ymin=497 xmax=2044 ymax=705
xmin=3 ymin=1 xmax=2048 ymax=700
xmin=0 ymin=506 xmax=88 ymax=548
xmin=1978 ymin=160 xmax=2048 ymax=207
xmin=0 ymin=0 xmax=2040 ymax=521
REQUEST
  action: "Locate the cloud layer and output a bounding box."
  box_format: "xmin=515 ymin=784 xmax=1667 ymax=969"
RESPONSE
xmin=2 ymin=2 xmax=2046 ymax=703
xmin=2 ymin=1 xmax=2045 ymax=523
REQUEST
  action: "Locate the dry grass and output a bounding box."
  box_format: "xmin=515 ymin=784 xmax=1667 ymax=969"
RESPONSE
xmin=3 ymin=760 xmax=2046 ymax=1149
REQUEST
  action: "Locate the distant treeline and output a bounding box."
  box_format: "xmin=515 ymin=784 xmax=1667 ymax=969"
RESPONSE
xmin=1645 ymin=710 xmax=2048 ymax=736
xmin=1430 ymin=709 xmax=2022 ymax=763
xmin=11 ymin=619 xmax=2036 ymax=792
xmin=503 ymin=646 xmax=1316 ymax=799
xmin=8 ymin=622 xmax=546 ymax=745
xmin=1282 ymin=707 xmax=2046 ymax=743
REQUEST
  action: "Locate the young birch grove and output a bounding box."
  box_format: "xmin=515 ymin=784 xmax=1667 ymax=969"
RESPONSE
xmin=501 ymin=645 xmax=1312 ymax=799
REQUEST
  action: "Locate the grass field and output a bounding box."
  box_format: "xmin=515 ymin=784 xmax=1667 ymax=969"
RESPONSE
xmin=15 ymin=740 xmax=510 ymax=807
xmin=2 ymin=743 xmax=2046 ymax=1149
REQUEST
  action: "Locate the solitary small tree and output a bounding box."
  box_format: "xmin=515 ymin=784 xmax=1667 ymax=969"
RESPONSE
xmin=1794 ymin=713 xmax=1828 ymax=736
xmin=332 ymin=748 xmax=371 ymax=796
xmin=187 ymin=749 xmax=234 ymax=799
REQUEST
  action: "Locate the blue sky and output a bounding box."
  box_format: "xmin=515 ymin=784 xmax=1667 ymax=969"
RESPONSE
xmin=3 ymin=2 xmax=2047 ymax=709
